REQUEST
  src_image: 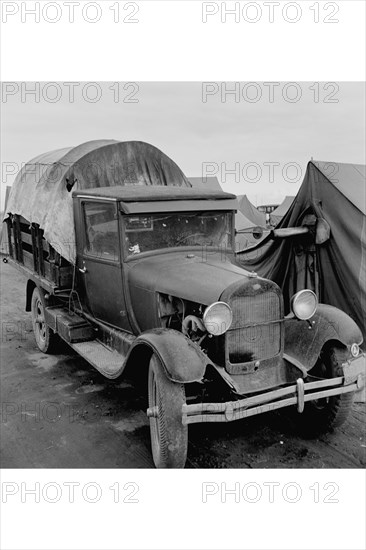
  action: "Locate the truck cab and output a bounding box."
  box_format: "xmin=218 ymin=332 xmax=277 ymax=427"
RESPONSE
xmin=73 ymin=186 xmax=238 ymax=334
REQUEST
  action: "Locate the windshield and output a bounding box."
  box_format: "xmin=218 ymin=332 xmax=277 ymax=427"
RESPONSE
xmin=123 ymin=211 xmax=233 ymax=256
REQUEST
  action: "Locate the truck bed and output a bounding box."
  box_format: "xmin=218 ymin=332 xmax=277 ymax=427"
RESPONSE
xmin=4 ymin=214 xmax=73 ymax=291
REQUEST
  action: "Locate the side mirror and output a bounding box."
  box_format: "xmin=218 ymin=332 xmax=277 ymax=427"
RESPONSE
xmin=271 ymin=216 xmax=330 ymax=244
xmin=235 ymin=226 xmax=265 ymax=239
xmin=252 ymin=226 xmax=264 ymax=239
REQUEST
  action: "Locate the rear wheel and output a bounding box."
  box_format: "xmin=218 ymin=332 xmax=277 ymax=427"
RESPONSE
xmin=31 ymin=287 xmax=58 ymax=353
xmin=148 ymin=354 xmax=188 ymax=468
xmin=296 ymin=345 xmax=354 ymax=436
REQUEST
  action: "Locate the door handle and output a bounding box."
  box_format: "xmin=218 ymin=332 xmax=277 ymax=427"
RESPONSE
xmin=79 ymin=266 xmax=87 ymax=274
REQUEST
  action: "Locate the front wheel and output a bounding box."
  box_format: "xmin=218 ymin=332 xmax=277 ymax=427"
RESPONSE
xmin=31 ymin=287 xmax=59 ymax=353
xmin=296 ymin=345 xmax=355 ymax=436
xmin=148 ymin=354 xmax=188 ymax=468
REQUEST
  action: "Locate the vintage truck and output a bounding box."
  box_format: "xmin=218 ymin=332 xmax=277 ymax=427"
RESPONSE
xmin=3 ymin=140 xmax=365 ymax=468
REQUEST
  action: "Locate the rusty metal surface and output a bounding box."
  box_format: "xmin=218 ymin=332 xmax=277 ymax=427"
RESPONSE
xmin=182 ymin=377 xmax=360 ymax=425
xmin=71 ymin=340 xmax=125 ymax=379
xmin=226 ymin=290 xmax=281 ymax=364
xmin=343 ymin=354 xmax=366 ymax=386
xmin=227 ymin=357 xmax=293 ymax=394
xmin=126 ymin=251 xmax=249 ymax=315
xmin=284 ymin=303 xmax=363 ymax=371
xmin=44 ymin=307 xmax=94 ymax=343
xmin=128 ymin=328 xmax=209 ymax=383
xmin=220 ymin=278 xmax=285 ymax=391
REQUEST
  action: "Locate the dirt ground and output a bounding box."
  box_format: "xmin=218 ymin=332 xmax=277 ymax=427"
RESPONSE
xmin=1 ymin=261 xmax=365 ymax=469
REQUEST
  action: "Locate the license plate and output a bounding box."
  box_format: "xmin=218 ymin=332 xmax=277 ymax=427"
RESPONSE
xmin=342 ymin=354 xmax=366 ymax=387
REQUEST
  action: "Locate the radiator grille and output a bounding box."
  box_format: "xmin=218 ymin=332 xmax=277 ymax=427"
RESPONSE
xmin=227 ymin=290 xmax=281 ymax=364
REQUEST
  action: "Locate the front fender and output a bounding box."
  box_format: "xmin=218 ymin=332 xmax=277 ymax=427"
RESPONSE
xmin=284 ymin=303 xmax=363 ymax=371
xmin=127 ymin=328 xmax=210 ymax=383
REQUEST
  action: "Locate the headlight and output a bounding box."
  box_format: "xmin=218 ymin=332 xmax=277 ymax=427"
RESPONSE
xmin=203 ymin=301 xmax=233 ymax=336
xmin=291 ymin=290 xmax=318 ymax=320
xmin=350 ymin=343 xmax=360 ymax=357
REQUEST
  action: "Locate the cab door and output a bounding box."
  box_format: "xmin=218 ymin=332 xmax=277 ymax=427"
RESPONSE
xmin=79 ymin=199 xmax=130 ymax=331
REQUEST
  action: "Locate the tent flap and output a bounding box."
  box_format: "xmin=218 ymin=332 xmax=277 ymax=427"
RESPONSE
xmin=238 ymin=161 xmax=366 ymax=341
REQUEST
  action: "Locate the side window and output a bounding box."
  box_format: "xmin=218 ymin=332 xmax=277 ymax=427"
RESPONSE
xmin=83 ymin=202 xmax=119 ymax=261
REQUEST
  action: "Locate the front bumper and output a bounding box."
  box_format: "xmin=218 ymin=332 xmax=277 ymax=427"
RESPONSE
xmin=181 ymin=353 xmax=365 ymax=425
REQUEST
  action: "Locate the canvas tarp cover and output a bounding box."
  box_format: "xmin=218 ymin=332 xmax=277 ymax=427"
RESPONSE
xmin=237 ymin=195 xmax=266 ymax=227
xmin=239 ymin=161 xmax=366 ymax=341
xmin=4 ymin=140 xmax=191 ymax=264
xmin=188 ymin=176 xmax=222 ymax=191
xmin=269 ymin=195 xmax=295 ymax=226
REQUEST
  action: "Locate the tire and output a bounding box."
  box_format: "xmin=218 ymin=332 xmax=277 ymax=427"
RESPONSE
xmin=296 ymin=345 xmax=355 ymax=436
xmin=31 ymin=287 xmax=59 ymax=353
xmin=148 ymin=354 xmax=188 ymax=468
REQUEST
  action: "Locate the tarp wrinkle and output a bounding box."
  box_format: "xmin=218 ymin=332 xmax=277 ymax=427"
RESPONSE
xmin=4 ymin=140 xmax=191 ymax=264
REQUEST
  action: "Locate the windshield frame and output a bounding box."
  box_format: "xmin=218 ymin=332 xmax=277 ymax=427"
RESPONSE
xmin=121 ymin=210 xmax=235 ymax=261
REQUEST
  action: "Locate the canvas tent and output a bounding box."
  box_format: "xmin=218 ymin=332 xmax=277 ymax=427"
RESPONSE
xmin=238 ymin=160 xmax=366 ymax=341
xmin=3 ymin=140 xmax=191 ymax=264
xmin=235 ymin=210 xmax=263 ymax=250
xmin=188 ymin=179 xmax=261 ymax=250
xmin=237 ymin=195 xmax=266 ymax=227
xmin=269 ymin=195 xmax=295 ymax=226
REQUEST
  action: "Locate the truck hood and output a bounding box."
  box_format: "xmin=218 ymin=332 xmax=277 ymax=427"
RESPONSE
xmin=127 ymin=251 xmax=252 ymax=305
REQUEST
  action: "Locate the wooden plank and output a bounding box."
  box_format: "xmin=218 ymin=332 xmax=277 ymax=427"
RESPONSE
xmin=14 ymin=215 xmax=23 ymax=263
xmin=6 ymin=219 xmax=13 ymax=258
xmin=20 ymin=231 xmax=33 ymax=246
xmin=30 ymin=225 xmax=38 ymax=272
xmin=7 ymin=257 xmax=57 ymax=294
xmin=44 ymin=259 xmax=58 ymax=285
xmin=19 ymin=223 xmax=31 ymax=235
xmin=23 ymin=250 xmax=34 ymax=270
xmin=44 ymin=261 xmax=52 ymax=281
xmin=57 ymin=265 xmax=73 ymax=288
xmin=46 ymin=243 xmax=57 ymax=267
xmin=42 ymin=239 xmax=50 ymax=254
xmin=36 ymin=226 xmax=45 ymax=276
xmin=23 ymin=250 xmax=34 ymax=260
xmin=12 ymin=217 xmax=19 ymax=261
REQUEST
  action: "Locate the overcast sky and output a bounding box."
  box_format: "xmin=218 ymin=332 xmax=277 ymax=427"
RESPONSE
xmin=1 ymin=81 xmax=365 ymax=208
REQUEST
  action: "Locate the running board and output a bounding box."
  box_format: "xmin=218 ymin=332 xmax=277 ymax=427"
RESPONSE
xmin=70 ymin=340 xmax=126 ymax=379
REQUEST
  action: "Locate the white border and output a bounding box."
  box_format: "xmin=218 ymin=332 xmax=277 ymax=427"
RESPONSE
xmin=0 ymin=1 xmax=365 ymax=80
xmin=1 ymin=469 xmax=366 ymax=549
xmin=1 ymin=2 xmax=365 ymax=550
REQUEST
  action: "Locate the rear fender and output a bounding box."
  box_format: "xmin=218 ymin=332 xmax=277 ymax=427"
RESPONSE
xmin=125 ymin=328 xmax=210 ymax=383
xmin=25 ymin=280 xmax=36 ymax=311
xmin=284 ymin=303 xmax=363 ymax=371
